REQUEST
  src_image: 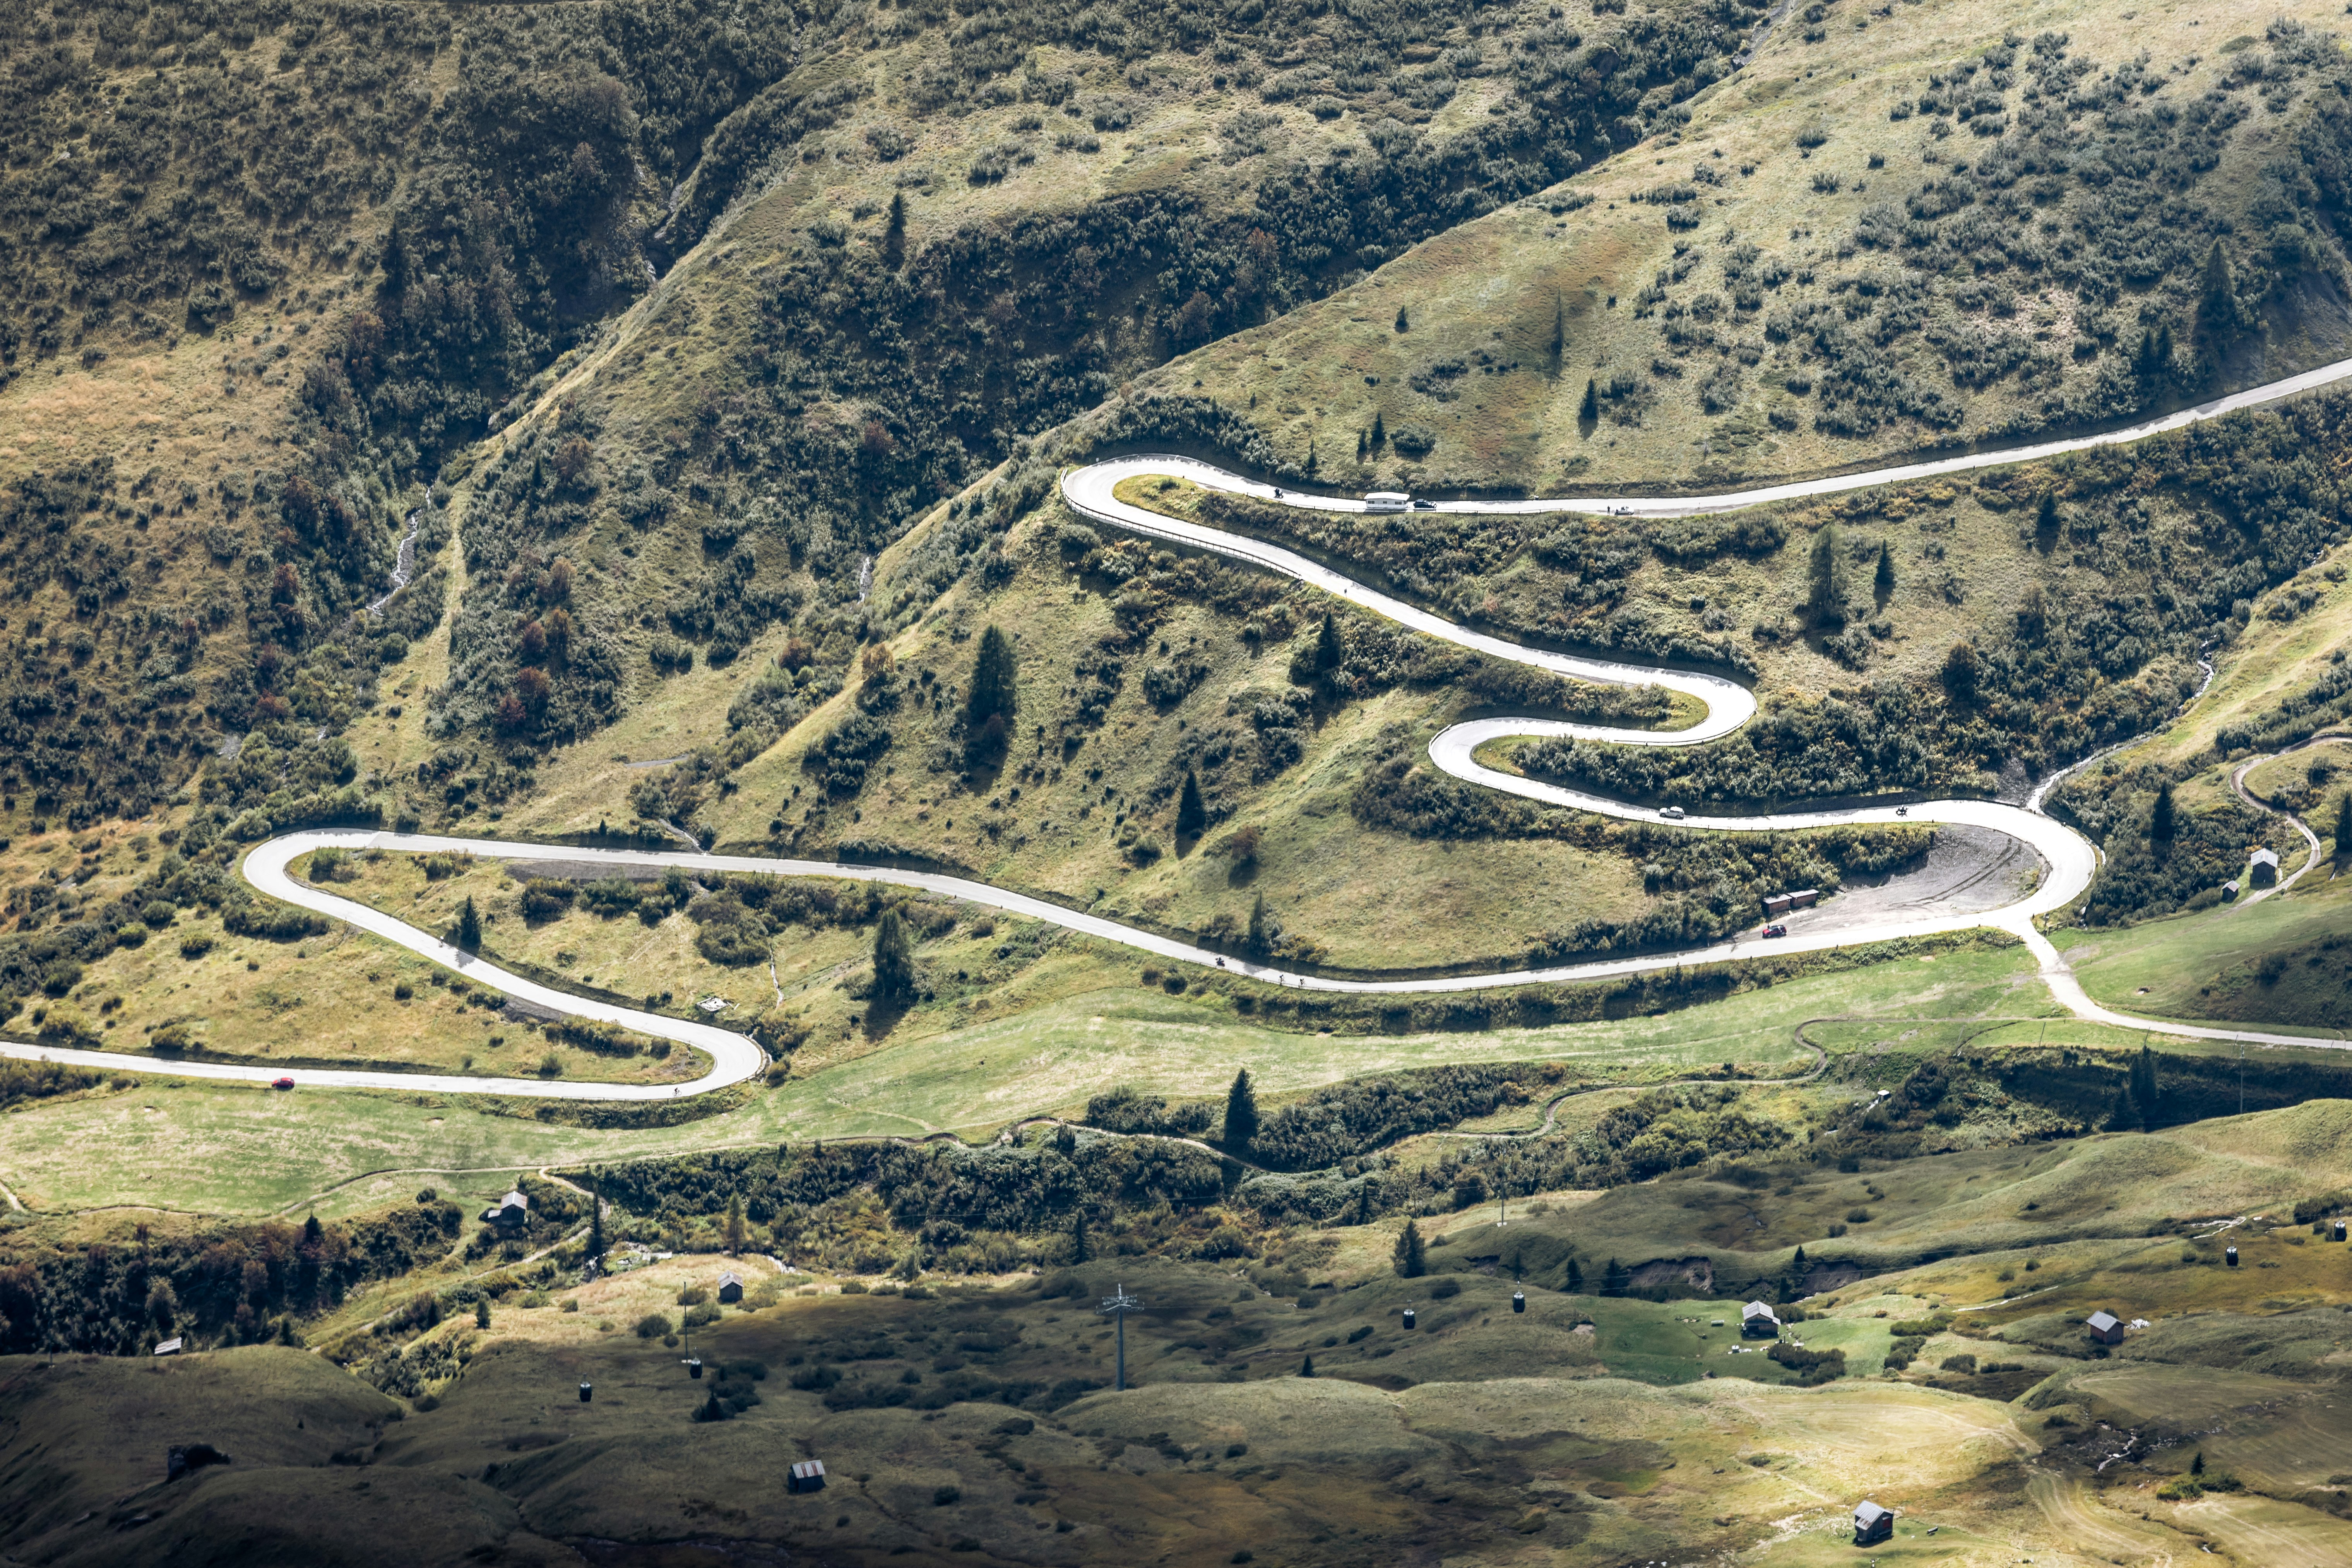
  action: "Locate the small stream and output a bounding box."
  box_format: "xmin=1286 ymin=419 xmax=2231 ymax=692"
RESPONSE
xmin=365 ymin=503 xmax=425 ymax=618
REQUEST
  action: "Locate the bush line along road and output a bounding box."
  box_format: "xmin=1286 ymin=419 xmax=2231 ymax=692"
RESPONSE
xmin=12 ymin=362 xmax=2352 ymax=1098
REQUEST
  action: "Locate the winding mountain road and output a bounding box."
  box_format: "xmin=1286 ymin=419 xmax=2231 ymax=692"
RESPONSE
xmin=2227 ymin=734 xmax=2348 ymax=905
xmin=11 ymin=365 xmax=2352 ymax=1098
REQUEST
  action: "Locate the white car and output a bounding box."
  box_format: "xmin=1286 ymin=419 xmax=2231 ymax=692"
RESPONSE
xmin=1660 ymin=806 xmax=1686 ymax=820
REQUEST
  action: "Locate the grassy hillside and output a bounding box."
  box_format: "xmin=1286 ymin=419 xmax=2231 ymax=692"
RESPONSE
xmin=0 ymin=0 xmax=1754 ymax=839
xmin=19 ymin=1106 xmax=2352 ymax=1563
xmin=213 ymin=0 xmax=2352 ymax=839
xmin=13 ymin=0 xmax=2352 ymax=1557
xmin=2059 ymin=867 xmax=2352 ymax=1030
xmin=0 ymin=929 xmax=2045 ymax=1215
xmin=1146 ymin=0 xmax=2352 ymax=494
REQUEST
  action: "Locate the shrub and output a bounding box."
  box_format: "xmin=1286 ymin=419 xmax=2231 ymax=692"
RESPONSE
xmin=1767 ymin=1341 xmax=1845 ymax=1385
xmin=635 ymin=1312 xmax=673 ymax=1338
xmin=1084 ymin=1087 xmax=1215 ymax=1136
xmin=520 ymin=880 xmax=577 ymax=921
xmin=223 ymin=903 xmax=330 ymax=942
xmin=583 ymin=877 xmax=642 ymax=915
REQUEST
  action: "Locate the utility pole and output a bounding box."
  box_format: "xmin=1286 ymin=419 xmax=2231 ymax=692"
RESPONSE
xmin=1100 ymin=1282 xmax=1143 ymax=1392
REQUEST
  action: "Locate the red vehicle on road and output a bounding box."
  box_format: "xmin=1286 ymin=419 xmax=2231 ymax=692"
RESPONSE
xmin=270 ymin=1077 xmax=296 ymax=1090
xmin=1760 ymin=924 xmax=1787 ymax=939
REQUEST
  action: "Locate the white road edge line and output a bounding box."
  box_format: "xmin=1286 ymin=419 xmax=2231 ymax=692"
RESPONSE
xmin=12 ymin=366 xmax=2352 ymax=1099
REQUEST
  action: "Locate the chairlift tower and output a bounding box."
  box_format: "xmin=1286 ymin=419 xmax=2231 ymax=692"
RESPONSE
xmin=1099 ymin=1282 xmax=1144 ymax=1392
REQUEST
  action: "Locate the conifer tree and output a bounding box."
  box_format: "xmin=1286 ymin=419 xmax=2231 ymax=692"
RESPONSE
xmin=1564 ymin=1256 xmax=1583 ymax=1292
xmin=873 ymin=909 xmax=915 ymax=1002
xmin=1394 ymin=305 xmax=1410 ymax=332
xmin=1601 ymin=1257 xmax=1630 ymax=1296
xmin=1300 ymin=1355 xmax=1316 ymax=1376
xmin=1071 ymin=1210 xmax=1091 ymax=1264
xmin=1806 ymin=524 xmax=1850 ymax=627
xmin=1224 ymin=1067 xmax=1259 ymax=1153
xmin=586 ymin=1172 xmax=606 ymax=1269
xmin=967 ymin=625 xmax=1017 ymax=727
xmin=1873 ymin=540 xmax=1895 ymax=598
xmin=1579 ymin=377 xmax=1599 ymax=424
xmin=1370 ymin=410 xmax=1386 ymax=448
xmin=1246 ymin=891 xmax=1270 ymax=954
xmin=1177 ymin=769 xmax=1206 ymax=840
xmin=725 ymin=1193 xmax=748 ymax=1255
xmin=1394 ymin=1219 xmax=1427 ymax=1277
xmin=2130 ymin=1046 xmax=2160 ymax=1131
xmin=2151 ymin=782 xmax=2177 ymax=848
xmin=2333 ymin=791 xmax=2351 ymax=863
xmin=883 ymin=192 xmax=906 ymax=269
xmin=2196 ymin=240 xmax=2239 ymax=347
xmin=1315 ymin=611 xmax=1344 ymax=673
xmin=456 ymin=895 xmax=482 ymax=950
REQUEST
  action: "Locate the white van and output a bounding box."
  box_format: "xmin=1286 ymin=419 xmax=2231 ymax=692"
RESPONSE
xmin=1364 ymin=491 xmax=1411 ymax=512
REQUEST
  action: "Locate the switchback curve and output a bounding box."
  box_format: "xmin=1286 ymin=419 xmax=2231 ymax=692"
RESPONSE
xmin=13 ymin=365 xmax=2352 ymax=1097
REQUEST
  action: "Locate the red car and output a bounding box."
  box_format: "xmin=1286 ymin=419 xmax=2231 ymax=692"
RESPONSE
xmin=1760 ymin=924 xmax=1787 ymax=939
xmin=270 ymin=1076 xmax=296 ymax=1090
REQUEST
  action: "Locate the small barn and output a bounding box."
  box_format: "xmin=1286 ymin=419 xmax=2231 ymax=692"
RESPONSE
xmin=1852 ymin=1500 xmax=1893 ymax=1545
xmin=482 ymin=1190 xmax=529 ymax=1227
xmin=788 ymin=1459 xmax=827 ymax=1494
xmin=2249 ymin=848 xmax=2281 ymax=888
xmin=2085 ymin=1310 xmax=2125 ymax=1345
xmin=1787 ymin=888 xmax=1820 ymax=910
xmin=717 ymin=1270 xmax=743 ymax=1304
xmin=1741 ymin=1301 xmax=1781 ymax=1339
xmin=1763 ymin=893 xmax=1793 ymax=917
xmin=154 ymin=1337 xmax=183 ymax=1357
